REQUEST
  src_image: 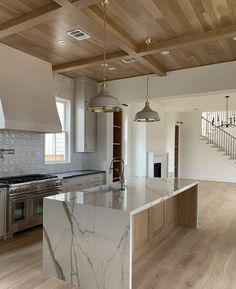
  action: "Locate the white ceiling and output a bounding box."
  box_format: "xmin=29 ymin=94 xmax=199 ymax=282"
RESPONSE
xmin=156 ymin=92 xmax=236 ymax=112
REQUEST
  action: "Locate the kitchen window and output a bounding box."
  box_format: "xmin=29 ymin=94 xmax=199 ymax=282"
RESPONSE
xmin=45 ymin=98 xmax=70 ymax=163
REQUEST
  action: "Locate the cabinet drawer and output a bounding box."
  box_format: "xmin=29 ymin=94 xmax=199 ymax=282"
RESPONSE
xmin=86 ymin=180 xmax=103 ymax=189
xmin=86 ymin=174 xmax=104 ymax=188
xmin=63 ymin=177 xmax=86 ymax=192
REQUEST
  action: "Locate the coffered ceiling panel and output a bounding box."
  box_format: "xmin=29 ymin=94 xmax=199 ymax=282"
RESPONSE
xmin=0 ymin=0 xmax=53 ymax=24
xmin=94 ymin=0 xmax=236 ymax=43
xmin=152 ymin=38 xmax=236 ymax=71
xmin=63 ymin=59 xmax=152 ymax=81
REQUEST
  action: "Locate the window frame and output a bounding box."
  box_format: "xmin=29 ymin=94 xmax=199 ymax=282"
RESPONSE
xmin=45 ymin=97 xmax=71 ymax=164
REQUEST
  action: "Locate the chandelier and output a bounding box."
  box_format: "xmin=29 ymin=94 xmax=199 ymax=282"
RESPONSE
xmin=212 ymin=96 xmax=236 ymax=128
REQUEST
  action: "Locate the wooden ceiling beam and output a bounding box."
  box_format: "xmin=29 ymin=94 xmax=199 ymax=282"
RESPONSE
xmin=82 ymin=5 xmax=166 ymax=76
xmin=71 ymin=0 xmax=100 ymax=9
xmin=0 ymin=0 xmax=98 ymax=39
xmin=83 ymin=5 xmax=137 ymax=53
xmin=53 ymin=50 xmax=127 ymax=72
xmin=138 ymin=24 xmax=236 ymax=56
xmin=0 ymin=2 xmax=65 ymax=39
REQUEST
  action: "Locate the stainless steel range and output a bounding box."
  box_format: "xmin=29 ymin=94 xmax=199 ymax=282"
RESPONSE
xmin=0 ymin=174 xmax=62 ymax=237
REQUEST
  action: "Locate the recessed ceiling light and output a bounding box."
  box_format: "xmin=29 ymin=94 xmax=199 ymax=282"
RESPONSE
xmin=57 ymin=40 xmax=65 ymax=46
xmin=161 ymin=50 xmax=170 ymax=55
xmin=101 ymin=63 xmax=108 ymax=67
xmin=109 ymin=67 xmax=116 ymax=71
xmin=233 ymin=36 xmax=236 ymax=41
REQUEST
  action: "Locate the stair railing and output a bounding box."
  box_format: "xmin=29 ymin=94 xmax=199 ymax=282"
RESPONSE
xmin=201 ymin=116 xmax=236 ymax=159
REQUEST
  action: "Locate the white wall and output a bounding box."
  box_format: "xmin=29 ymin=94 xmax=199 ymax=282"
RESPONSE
xmin=103 ymin=60 xmax=236 ymax=182
xmin=179 ymin=112 xmax=236 ymax=182
xmin=124 ymin=103 xmax=177 ymax=178
xmin=106 ymin=60 xmax=236 ymax=104
xmin=130 ymin=103 xmax=147 ymax=177
xmin=146 ymin=103 xmax=166 ymax=153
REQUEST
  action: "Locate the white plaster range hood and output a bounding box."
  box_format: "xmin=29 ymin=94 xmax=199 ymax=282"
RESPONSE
xmin=0 ymin=43 xmax=61 ymax=133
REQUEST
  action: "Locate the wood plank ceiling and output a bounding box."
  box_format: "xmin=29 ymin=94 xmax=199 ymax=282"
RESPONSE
xmin=0 ymin=0 xmax=236 ymax=81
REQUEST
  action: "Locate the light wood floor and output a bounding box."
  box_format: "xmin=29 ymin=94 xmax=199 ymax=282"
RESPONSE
xmin=0 ymin=226 xmax=80 ymax=289
xmin=133 ymin=181 xmax=236 ymax=289
xmin=1 ymin=181 xmax=236 ymax=289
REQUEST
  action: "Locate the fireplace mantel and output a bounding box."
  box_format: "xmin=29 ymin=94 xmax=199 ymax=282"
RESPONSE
xmin=147 ymin=152 xmax=168 ymax=178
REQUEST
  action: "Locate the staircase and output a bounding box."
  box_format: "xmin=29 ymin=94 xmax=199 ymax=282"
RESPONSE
xmin=201 ymin=116 xmax=236 ymax=164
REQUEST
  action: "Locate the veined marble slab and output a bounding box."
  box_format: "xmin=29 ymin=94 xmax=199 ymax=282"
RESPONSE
xmin=43 ymin=177 xmax=198 ymax=289
xmin=46 ymin=177 xmax=198 ymax=215
xmin=43 ymin=200 xmax=131 ymax=289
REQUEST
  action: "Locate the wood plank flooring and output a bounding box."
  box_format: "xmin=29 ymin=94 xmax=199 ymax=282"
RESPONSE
xmin=1 ymin=181 xmax=236 ymax=289
xmin=0 ymin=227 xmax=80 ymax=289
xmin=133 ymin=181 xmax=236 ymax=289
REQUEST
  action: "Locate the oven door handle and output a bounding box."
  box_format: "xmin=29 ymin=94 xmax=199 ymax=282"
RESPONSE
xmin=30 ymin=189 xmax=62 ymax=198
xmin=8 ymin=194 xmax=29 ymax=200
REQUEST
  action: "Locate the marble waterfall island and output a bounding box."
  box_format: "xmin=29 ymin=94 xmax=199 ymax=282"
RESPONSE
xmin=43 ymin=178 xmax=198 ymax=289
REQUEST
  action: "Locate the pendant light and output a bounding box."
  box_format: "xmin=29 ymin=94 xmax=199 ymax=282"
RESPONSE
xmin=134 ymin=38 xmax=160 ymax=122
xmin=87 ymin=0 xmax=121 ymax=113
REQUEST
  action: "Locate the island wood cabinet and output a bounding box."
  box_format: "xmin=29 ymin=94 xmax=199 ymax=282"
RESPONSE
xmin=75 ymin=77 xmax=97 ymax=153
xmin=133 ymin=196 xmax=178 ymax=260
xmin=0 ymin=188 xmax=6 ymax=239
xmin=62 ymin=173 xmax=105 ymax=193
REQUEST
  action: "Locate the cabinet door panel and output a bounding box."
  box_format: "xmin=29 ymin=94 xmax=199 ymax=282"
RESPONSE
xmin=75 ymin=79 xmax=97 ymax=152
xmin=0 ymin=189 xmax=6 ymax=236
xmin=133 ymin=210 xmax=149 ymax=252
xmin=62 ymin=180 xmax=68 ymax=193
xmin=85 ymin=84 xmax=97 ymax=152
xmin=166 ymin=196 xmax=178 ymax=226
xmin=149 ymin=202 xmax=165 ymax=239
xmin=63 ymin=177 xmax=86 ymax=192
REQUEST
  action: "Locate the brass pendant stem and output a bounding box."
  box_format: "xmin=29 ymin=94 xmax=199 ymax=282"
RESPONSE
xmin=145 ymin=37 xmax=151 ymax=102
xmin=101 ymin=0 xmax=109 ymax=85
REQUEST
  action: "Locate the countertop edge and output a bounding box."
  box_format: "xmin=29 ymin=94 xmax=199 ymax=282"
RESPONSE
xmin=130 ymin=181 xmax=198 ymax=216
xmin=45 ymin=180 xmax=199 ymax=215
xmin=53 ymin=170 xmax=106 ymax=179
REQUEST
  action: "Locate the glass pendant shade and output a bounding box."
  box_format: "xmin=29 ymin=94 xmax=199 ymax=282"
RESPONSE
xmin=134 ymin=101 xmax=160 ymax=122
xmin=87 ymin=83 xmax=122 ymax=113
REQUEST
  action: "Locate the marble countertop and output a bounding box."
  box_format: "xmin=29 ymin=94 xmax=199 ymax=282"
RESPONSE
xmin=46 ymin=177 xmax=198 ymax=215
xmin=52 ymin=170 xmax=106 ymax=179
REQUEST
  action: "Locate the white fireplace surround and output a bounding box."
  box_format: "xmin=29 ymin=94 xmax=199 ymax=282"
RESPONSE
xmin=147 ymin=152 xmax=168 ymax=178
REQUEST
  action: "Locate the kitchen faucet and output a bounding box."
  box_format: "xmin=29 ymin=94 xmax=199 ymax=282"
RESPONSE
xmin=109 ymin=157 xmax=125 ymax=190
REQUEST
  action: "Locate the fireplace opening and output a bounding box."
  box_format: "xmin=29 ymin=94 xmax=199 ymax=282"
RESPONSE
xmin=154 ymin=163 xmax=161 ymax=178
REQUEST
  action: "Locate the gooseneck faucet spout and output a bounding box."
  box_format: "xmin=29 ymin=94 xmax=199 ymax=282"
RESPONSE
xmin=109 ymin=157 xmax=125 ymax=190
